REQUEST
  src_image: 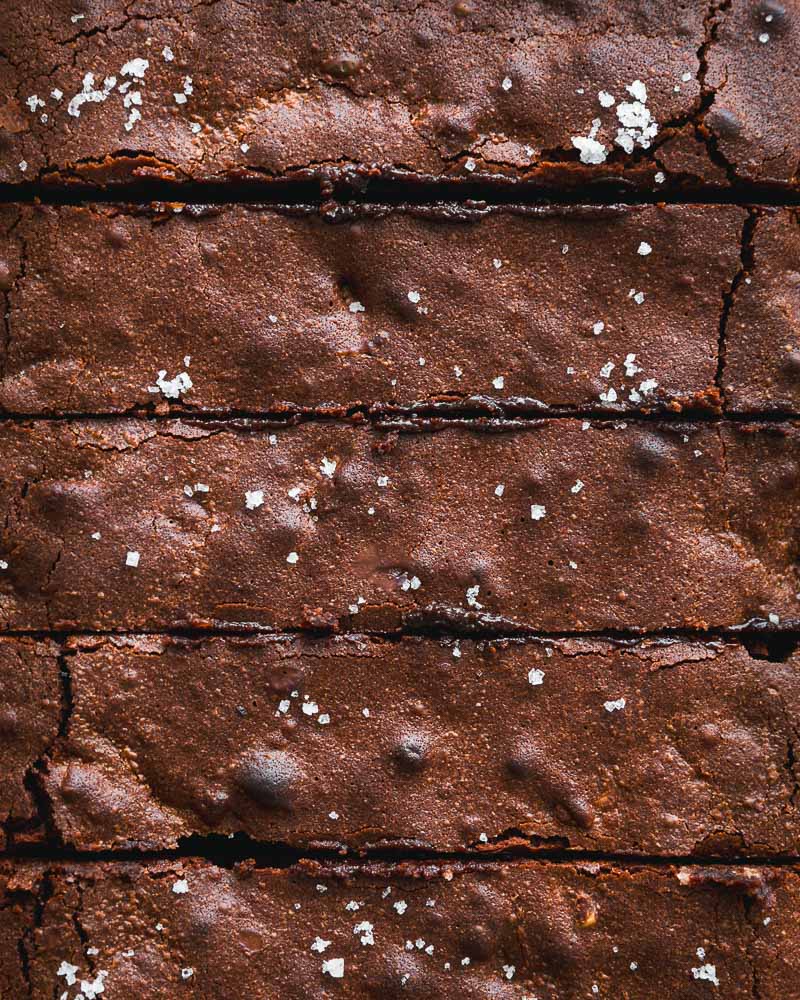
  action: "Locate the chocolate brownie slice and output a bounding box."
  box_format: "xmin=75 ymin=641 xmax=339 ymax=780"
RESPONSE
xmin=724 ymin=209 xmax=800 ymax=413
xmin=5 ymin=860 xmax=798 ymax=998
xmin=0 ymin=202 xmax=745 ymax=415
xmin=0 ymin=419 xmax=796 ymax=632
xmin=2 ymin=1 xmax=796 ymax=188
xmin=0 ymin=638 xmax=61 ymax=849
xmin=37 ymin=634 xmax=800 ymax=855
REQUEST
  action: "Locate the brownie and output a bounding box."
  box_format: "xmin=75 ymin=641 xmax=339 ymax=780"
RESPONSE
xmin=705 ymin=1 xmax=800 ymax=187
xmin=3 ymin=859 xmax=798 ymax=998
xmin=0 ymin=418 xmax=797 ymax=632
xmin=0 ymin=202 xmax=747 ymax=416
xmin=724 ymin=209 xmax=800 ymax=413
xmin=0 ymin=638 xmax=61 ymax=849
xmin=2 ymin=1 xmax=797 ymax=188
xmin=33 ymin=634 xmax=800 ymax=855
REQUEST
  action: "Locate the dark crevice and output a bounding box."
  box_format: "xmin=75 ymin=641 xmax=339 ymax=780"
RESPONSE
xmin=715 ymin=208 xmax=759 ymax=403
xmin=0 ymin=405 xmax=799 ymax=425
xmin=5 ymin=835 xmax=800 ymax=870
xmin=12 ymin=652 xmax=73 ymax=852
xmin=0 ymin=624 xmax=798 ymax=645
xmin=15 ymin=869 xmax=53 ymax=999
xmin=0 ymin=177 xmax=798 ymax=208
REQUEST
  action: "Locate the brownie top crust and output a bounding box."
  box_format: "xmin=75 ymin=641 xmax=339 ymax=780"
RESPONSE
xmin=34 ymin=634 xmax=800 ymax=855
xmin=0 ymin=202 xmax=748 ymax=415
xmin=4 ymin=860 xmax=799 ymax=998
xmin=1 ymin=1 xmax=797 ymax=187
xmin=0 ymin=418 xmax=797 ymax=632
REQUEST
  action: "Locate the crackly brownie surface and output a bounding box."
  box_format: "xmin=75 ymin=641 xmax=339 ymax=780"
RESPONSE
xmin=0 ymin=202 xmax=745 ymax=415
xmin=0 ymin=419 xmax=797 ymax=632
xmin=0 ymin=638 xmax=61 ymax=849
xmin=34 ymin=635 xmax=800 ymax=855
xmin=1 ymin=1 xmax=797 ymax=187
xmin=725 ymin=209 xmax=800 ymax=413
xmin=3 ymin=860 xmax=798 ymax=998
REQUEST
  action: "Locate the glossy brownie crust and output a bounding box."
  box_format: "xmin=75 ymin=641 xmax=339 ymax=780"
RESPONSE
xmin=3 ymin=860 xmax=799 ymax=998
xmin=1 ymin=1 xmax=797 ymax=187
xmin=33 ymin=635 xmax=800 ymax=855
xmin=0 ymin=418 xmax=797 ymax=633
xmin=0 ymin=202 xmax=747 ymax=416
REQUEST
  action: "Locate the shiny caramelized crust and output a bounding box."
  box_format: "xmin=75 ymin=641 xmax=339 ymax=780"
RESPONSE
xmin=2 ymin=860 xmax=799 ymax=998
xmin=0 ymin=418 xmax=797 ymax=632
xmin=33 ymin=635 xmax=800 ymax=855
xmin=1 ymin=1 xmax=797 ymax=187
xmin=0 ymin=203 xmax=746 ymax=415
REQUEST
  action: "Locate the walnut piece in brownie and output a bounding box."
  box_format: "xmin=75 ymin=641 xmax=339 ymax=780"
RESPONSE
xmin=0 ymin=419 xmax=797 ymax=632
xmin=2 ymin=1 xmax=797 ymax=187
xmin=0 ymin=203 xmax=746 ymax=415
xmin=36 ymin=635 xmax=800 ymax=855
xmin=4 ymin=860 xmax=799 ymax=998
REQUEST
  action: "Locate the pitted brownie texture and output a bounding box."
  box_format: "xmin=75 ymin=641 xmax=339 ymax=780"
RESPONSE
xmin=35 ymin=635 xmax=800 ymax=855
xmin=3 ymin=860 xmax=799 ymax=998
xmin=0 ymin=202 xmax=747 ymax=415
xmin=1 ymin=1 xmax=797 ymax=187
xmin=0 ymin=419 xmax=797 ymax=632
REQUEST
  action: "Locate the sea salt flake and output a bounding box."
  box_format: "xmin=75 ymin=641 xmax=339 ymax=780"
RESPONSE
xmin=245 ymin=490 xmax=264 ymax=510
xmin=692 ymin=963 xmax=720 ymax=986
xmin=57 ymin=962 xmax=79 ymax=986
xmin=528 ymin=668 xmax=545 ymax=686
xmin=393 ymin=900 xmax=408 ymax=915
xmin=407 ymin=290 xmax=421 ymax=304
xmin=348 ymin=301 xmax=365 ymax=313
xmin=311 ymin=938 xmax=331 ymax=953
xmin=598 ymin=90 xmax=615 ymax=107
xmin=125 ymin=550 xmax=140 ymax=568
xmin=172 ymin=879 xmax=189 ymax=894
xmin=354 ymin=920 xmax=375 ymax=945
xmin=162 ymin=46 xmax=174 ymax=61
xmin=638 ymin=241 xmax=653 ymax=256
xmin=466 ymin=585 xmax=483 ymax=609
xmin=571 ymin=479 xmax=584 ymax=494
xmin=604 ymin=697 xmax=626 ymax=713
xmin=495 ymin=484 xmax=505 ymax=497
xmin=501 ymin=76 xmax=513 ymax=91
xmin=492 ymin=376 xmax=505 ymax=389
xmin=530 ymin=503 xmax=547 ymax=520
xmin=593 ymin=321 xmax=605 ymax=335
xmin=181 ymin=968 xmax=194 ymax=980
xmin=320 ymin=456 xmax=337 ymax=478
xmin=322 ymin=958 xmax=344 ymax=979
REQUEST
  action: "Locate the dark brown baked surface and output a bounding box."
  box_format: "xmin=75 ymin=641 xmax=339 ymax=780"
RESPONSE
xmin=0 ymin=419 xmax=797 ymax=632
xmin=29 ymin=634 xmax=799 ymax=855
xmin=3 ymin=860 xmax=798 ymax=998
xmin=725 ymin=209 xmax=800 ymax=413
xmin=0 ymin=638 xmax=61 ymax=850
xmin=0 ymin=202 xmax=748 ymax=416
xmin=1 ymin=1 xmax=797 ymax=187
